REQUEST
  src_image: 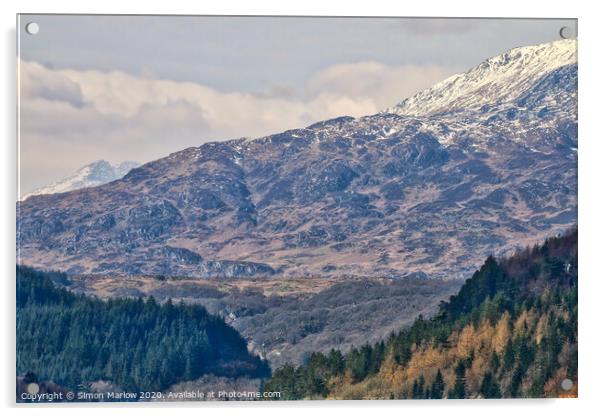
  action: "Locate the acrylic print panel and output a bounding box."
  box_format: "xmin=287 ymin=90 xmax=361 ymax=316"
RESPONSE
xmin=16 ymin=15 xmax=577 ymax=402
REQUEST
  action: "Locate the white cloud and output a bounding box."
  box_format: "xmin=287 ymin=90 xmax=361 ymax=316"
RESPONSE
xmin=305 ymin=61 xmax=455 ymax=110
xmin=18 ymin=59 xmax=455 ymax=194
xmin=20 ymin=60 xmax=85 ymax=107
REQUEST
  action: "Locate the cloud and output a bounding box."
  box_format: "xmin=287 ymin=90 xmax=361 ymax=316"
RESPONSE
xmin=19 ymin=60 xmax=85 ymax=107
xmin=305 ymin=61 xmax=456 ymax=110
xmin=18 ymin=59 xmax=454 ymax=194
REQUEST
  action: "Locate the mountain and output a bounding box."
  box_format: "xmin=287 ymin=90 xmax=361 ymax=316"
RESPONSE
xmin=264 ymin=228 xmax=578 ymax=399
xmin=20 ymin=160 xmax=140 ymax=201
xmin=16 ymin=265 xmax=269 ymax=396
xmin=16 ymin=39 xmax=577 ymax=280
xmin=386 ymin=39 xmax=576 ymax=117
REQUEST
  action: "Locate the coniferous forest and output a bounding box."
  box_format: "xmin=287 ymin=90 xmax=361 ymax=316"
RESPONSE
xmin=263 ymin=228 xmax=578 ymax=399
xmin=16 ymin=228 xmax=577 ymax=400
xmin=16 ymin=266 xmax=269 ymax=392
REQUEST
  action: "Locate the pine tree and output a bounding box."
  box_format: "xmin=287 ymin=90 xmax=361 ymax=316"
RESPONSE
xmin=503 ymin=338 xmax=515 ymax=371
xmin=430 ymin=369 xmax=445 ymax=399
xmin=449 ymin=361 xmax=467 ymax=399
xmin=480 ymin=372 xmax=502 ymax=398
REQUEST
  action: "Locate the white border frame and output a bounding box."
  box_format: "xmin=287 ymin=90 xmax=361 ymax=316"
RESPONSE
xmin=2 ymin=1 xmax=600 ymax=415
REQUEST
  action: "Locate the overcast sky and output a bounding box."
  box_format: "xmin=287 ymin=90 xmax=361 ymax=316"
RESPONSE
xmin=18 ymin=15 xmax=576 ymax=194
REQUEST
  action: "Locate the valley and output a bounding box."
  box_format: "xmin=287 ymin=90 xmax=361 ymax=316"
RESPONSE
xmin=65 ymin=273 xmax=461 ymax=368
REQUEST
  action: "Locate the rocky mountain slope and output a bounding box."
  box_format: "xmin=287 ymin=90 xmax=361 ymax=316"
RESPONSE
xmin=16 ymin=39 xmax=577 ymax=280
xmin=21 ymin=160 xmax=140 ymax=201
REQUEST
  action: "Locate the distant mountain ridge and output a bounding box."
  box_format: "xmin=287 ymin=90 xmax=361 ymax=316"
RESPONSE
xmin=21 ymin=160 xmax=140 ymax=201
xmin=17 ymin=39 xmax=577 ymax=280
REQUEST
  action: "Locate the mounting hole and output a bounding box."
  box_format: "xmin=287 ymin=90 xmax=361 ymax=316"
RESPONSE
xmin=560 ymin=378 xmax=574 ymax=391
xmin=25 ymin=22 xmax=39 ymax=35
xmin=26 ymin=382 xmax=40 ymax=395
xmin=559 ymin=26 xmax=573 ymax=39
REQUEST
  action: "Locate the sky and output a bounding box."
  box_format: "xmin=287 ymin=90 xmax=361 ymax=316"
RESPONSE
xmin=17 ymin=15 xmax=577 ymax=194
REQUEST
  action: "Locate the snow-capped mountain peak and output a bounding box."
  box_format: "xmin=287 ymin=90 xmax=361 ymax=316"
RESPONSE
xmin=21 ymin=160 xmax=140 ymax=201
xmin=385 ymin=39 xmax=577 ymax=117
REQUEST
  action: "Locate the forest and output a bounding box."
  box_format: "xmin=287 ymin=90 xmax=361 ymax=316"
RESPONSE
xmin=16 ymin=266 xmax=269 ymax=392
xmin=263 ymin=228 xmax=578 ymax=399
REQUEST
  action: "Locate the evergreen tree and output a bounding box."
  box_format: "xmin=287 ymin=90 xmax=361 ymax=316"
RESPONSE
xmin=430 ymin=369 xmax=445 ymax=399
xmin=411 ymin=375 xmax=426 ymax=399
xmin=480 ymin=372 xmax=502 ymax=398
xmin=449 ymin=361 xmax=467 ymax=399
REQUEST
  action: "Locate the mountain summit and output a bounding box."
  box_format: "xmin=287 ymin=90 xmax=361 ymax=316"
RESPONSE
xmin=387 ymin=39 xmax=576 ymax=117
xmin=21 ymin=160 xmax=140 ymax=201
xmin=17 ymin=40 xmax=577 ymax=280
